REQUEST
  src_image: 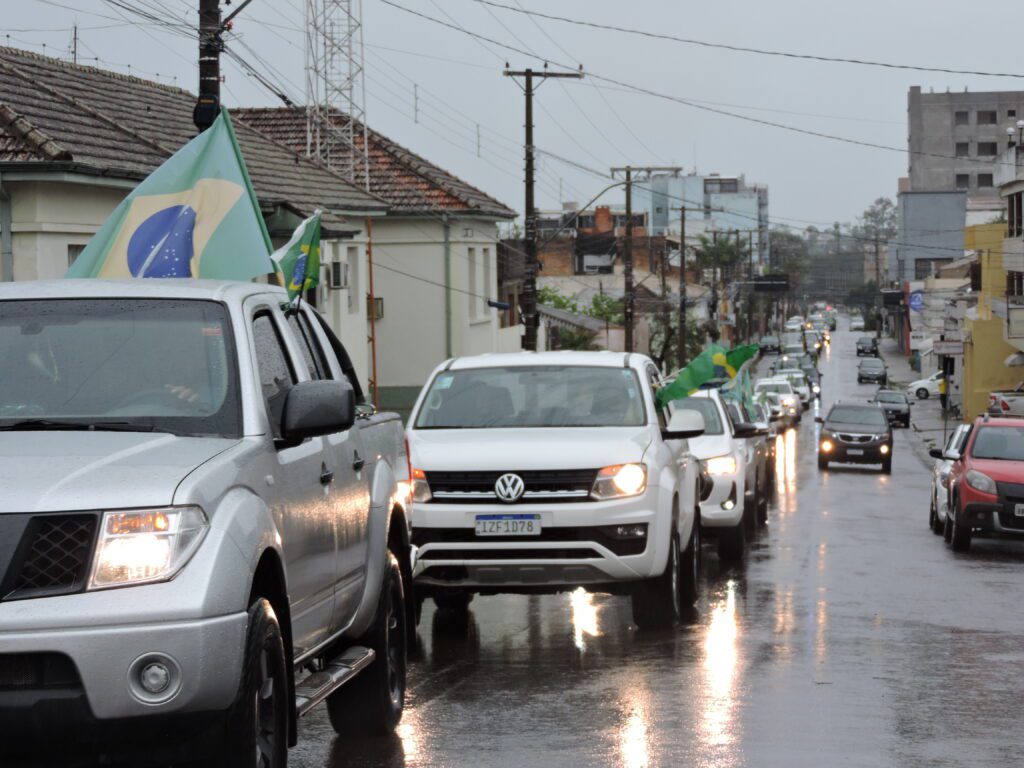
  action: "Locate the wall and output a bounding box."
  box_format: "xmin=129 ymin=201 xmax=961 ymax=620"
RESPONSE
xmin=896 ymin=190 xmax=966 ymax=281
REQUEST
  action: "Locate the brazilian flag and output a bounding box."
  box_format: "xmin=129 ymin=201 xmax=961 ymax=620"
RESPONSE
xmin=271 ymin=210 xmax=322 ymax=302
xmin=655 ymin=342 xmax=761 ymax=408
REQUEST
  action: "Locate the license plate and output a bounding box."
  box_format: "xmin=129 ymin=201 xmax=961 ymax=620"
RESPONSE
xmin=847 ymin=449 xmax=864 ymax=456
xmin=1015 ymin=504 xmax=1024 ymax=518
xmin=475 ymin=514 xmax=541 ymax=536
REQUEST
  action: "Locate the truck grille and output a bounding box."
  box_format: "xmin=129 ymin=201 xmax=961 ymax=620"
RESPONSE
xmin=426 ymin=469 xmax=598 ymax=503
xmin=0 ymin=653 xmax=81 ymax=689
xmin=2 ymin=514 xmax=98 ymax=601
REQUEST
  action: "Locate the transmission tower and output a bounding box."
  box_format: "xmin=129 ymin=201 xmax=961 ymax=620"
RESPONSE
xmin=305 ymin=0 xmax=370 ymax=188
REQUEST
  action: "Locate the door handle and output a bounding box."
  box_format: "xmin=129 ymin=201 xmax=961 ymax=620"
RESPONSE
xmin=320 ymin=463 xmax=334 ymax=486
xmin=352 ymin=451 xmax=366 ymax=472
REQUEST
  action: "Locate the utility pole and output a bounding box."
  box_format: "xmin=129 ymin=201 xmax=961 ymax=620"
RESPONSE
xmin=678 ymin=206 xmax=687 ymax=370
xmin=72 ymin=24 xmax=77 ymax=66
xmin=623 ymin=167 xmax=634 ymax=351
xmin=195 ymin=0 xmax=222 ymax=132
xmin=748 ymin=230 xmax=754 ymax=342
xmin=505 ymin=66 xmax=584 ymax=351
xmin=874 ymin=228 xmax=882 ymax=339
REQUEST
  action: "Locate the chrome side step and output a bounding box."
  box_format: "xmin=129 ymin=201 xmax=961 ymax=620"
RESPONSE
xmin=294 ymin=645 xmax=375 ymax=718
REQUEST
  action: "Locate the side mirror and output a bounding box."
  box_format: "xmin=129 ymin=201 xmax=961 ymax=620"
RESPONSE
xmin=945 ymin=450 xmax=961 ymax=462
xmin=281 ymin=380 xmax=356 ymax=442
xmin=663 ymin=409 xmax=705 ymax=440
xmin=732 ymin=422 xmax=760 ymax=439
xmin=929 ymin=448 xmax=943 ymax=459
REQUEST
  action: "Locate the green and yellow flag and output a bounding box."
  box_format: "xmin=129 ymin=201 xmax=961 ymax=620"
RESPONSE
xmin=272 ymin=210 xmax=322 ymax=302
xmin=656 ymin=342 xmax=761 ymax=408
xmin=66 ymin=109 xmax=273 ymax=280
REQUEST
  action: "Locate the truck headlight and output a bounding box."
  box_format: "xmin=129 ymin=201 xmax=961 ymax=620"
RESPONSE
xmin=592 ymin=463 xmax=647 ymax=499
xmin=411 ymin=468 xmax=432 ymax=503
xmin=704 ymin=455 xmax=738 ymax=476
xmin=89 ymin=507 xmax=208 ymax=590
xmin=812 ymin=384 xmax=821 ymax=394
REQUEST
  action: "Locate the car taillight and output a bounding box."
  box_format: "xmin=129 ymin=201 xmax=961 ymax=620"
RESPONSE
xmin=1002 ymin=399 xmax=1011 ymax=412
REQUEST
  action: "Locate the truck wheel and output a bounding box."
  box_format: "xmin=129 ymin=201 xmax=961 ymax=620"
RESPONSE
xmin=225 ymin=599 xmax=289 ymax=768
xmin=680 ymin=516 xmax=701 ymax=607
xmin=743 ymin=484 xmax=758 ymax=531
xmin=881 ymin=458 xmax=892 ymax=475
xmin=757 ymin=480 xmax=769 ymax=525
xmin=817 ymin=456 xmax=828 ymax=471
xmin=327 ymin=551 xmax=406 ymax=737
xmin=943 ymin=501 xmax=954 ymax=543
xmin=950 ymin=502 xmax=972 ymax=553
xmin=631 ymin=533 xmax=681 ymax=629
xmin=717 ymin=521 xmax=745 ymax=562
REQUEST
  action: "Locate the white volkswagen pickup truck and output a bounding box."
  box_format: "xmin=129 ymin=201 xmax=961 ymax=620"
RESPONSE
xmin=0 ymin=280 xmax=412 ymax=767
xmin=405 ymin=351 xmax=706 ymax=629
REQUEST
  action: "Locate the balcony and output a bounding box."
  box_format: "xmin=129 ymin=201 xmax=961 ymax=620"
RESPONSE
xmin=1003 ymin=237 xmax=1024 ymax=273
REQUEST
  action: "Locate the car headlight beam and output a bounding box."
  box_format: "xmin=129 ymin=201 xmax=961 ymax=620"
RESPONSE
xmin=89 ymin=506 xmax=208 ymax=590
xmin=704 ymin=455 xmax=738 ymax=476
xmin=592 ymin=463 xmax=647 ymax=499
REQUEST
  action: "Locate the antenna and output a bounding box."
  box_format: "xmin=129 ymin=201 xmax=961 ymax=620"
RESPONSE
xmin=305 ymin=0 xmax=370 ymax=188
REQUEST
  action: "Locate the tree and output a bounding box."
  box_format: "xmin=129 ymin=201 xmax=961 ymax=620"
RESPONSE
xmin=852 ymin=197 xmax=897 ymax=241
xmin=552 ymin=327 xmax=599 ymax=350
xmin=846 ymin=280 xmax=879 ymax=329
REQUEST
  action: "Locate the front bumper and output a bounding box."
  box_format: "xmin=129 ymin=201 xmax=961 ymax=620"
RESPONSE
xmin=882 ymin=409 xmax=911 ymax=425
xmin=699 ymin=474 xmax=744 ymax=528
xmin=0 ymin=611 xmax=247 ymax=725
xmin=820 ymin=439 xmax=891 ymax=465
xmin=858 ymin=373 xmax=887 ymax=383
xmin=962 ymin=502 xmax=1024 ymax=536
xmin=411 ymin=492 xmax=672 ymax=591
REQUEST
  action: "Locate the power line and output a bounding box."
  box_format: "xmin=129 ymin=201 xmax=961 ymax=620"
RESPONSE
xmin=468 ymin=0 xmax=1024 ymax=80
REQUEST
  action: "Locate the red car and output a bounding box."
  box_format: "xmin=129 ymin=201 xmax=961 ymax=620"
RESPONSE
xmin=944 ymin=415 xmax=1024 ymax=552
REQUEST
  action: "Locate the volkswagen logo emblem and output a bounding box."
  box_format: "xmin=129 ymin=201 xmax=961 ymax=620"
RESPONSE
xmin=494 ymin=473 xmax=525 ymax=503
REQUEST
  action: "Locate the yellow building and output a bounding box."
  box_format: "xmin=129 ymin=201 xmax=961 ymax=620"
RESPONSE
xmin=962 ymin=223 xmax=1020 ymax=421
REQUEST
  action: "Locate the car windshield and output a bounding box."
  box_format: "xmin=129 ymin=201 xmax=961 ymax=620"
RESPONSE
xmin=0 ymin=298 xmax=240 ymax=437
xmin=761 ymin=336 xmax=779 ymax=344
xmin=757 ymin=382 xmax=792 ymax=394
xmin=860 ymin=359 xmax=885 ymax=370
xmin=876 ymin=392 xmax=907 ymax=404
xmin=414 ymin=365 xmax=646 ymax=428
xmin=669 ymin=397 xmax=724 ymax=436
xmin=827 ymin=406 xmax=888 ymax=427
xmin=858 ymin=337 xmax=873 ymax=344
xmin=971 ymin=426 xmax=1024 ymax=461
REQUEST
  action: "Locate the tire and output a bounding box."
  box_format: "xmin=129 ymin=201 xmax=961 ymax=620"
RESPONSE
xmin=930 ymin=495 xmax=945 ymax=535
xmin=757 ymin=480 xmax=769 ymax=525
xmin=943 ymin=504 xmax=954 ymax=543
xmin=225 ymin=599 xmax=289 ymax=768
xmin=881 ymin=457 xmax=892 ymax=475
xmin=818 ymin=456 xmax=828 ymax=471
xmin=744 ymin=482 xmax=759 ymax=531
xmin=680 ymin=514 xmax=701 ymax=607
xmin=631 ymin=532 xmax=681 ymax=629
xmin=917 ymin=388 xmax=929 ymax=400
xmin=717 ymin=520 xmax=745 ymax=562
xmin=433 ymin=591 xmax=473 ymax=614
xmin=327 ymin=551 xmax=406 ymax=737
xmin=950 ymin=500 xmax=972 ymax=553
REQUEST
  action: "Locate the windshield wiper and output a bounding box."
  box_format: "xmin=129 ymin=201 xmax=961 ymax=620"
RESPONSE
xmin=0 ymin=419 xmax=166 ymax=433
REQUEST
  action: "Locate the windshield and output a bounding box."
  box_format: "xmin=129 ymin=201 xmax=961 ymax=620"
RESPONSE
xmin=827 ymin=406 xmax=887 ymax=427
xmin=414 ymin=365 xmax=646 ymax=428
xmin=0 ymin=298 xmax=240 ymax=436
xmin=761 ymin=336 xmax=779 ymax=344
xmin=858 ymin=337 xmax=873 ymax=344
xmin=971 ymin=427 xmax=1024 ymax=461
xmin=670 ymin=397 xmax=724 ymax=435
xmin=876 ymin=392 xmax=907 ymax=404
xmin=756 ymin=382 xmax=792 ymax=394
xmin=860 ymin=359 xmax=885 ymax=370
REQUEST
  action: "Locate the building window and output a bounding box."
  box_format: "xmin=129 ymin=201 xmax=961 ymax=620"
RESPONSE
xmin=955 ymin=173 xmax=970 ymax=189
xmin=954 ymin=110 xmax=969 ymax=126
xmin=705 ymin=179 xmax=739 ymax=194
xmin=346 ymin=246 xmax=359 ymax=315
xmin=1010 ymin=192 xmax=1024 ymax=238
xmin=1011 ymin=109 xmax=1018 ymax=119
xmin=67 ymin=244 xmax=86 ymax=267
xmin=955 ymin=142 xmax=969 ymax=157
xmin=482 ymin=247 xmax=492 ymax=318
xmin=978 ymin=110 xmax=998 ymax=125
xmin=1008 ymin=271 xmax=1024 ymax=302
xmin=978 ymin=173 xmax=994 ymax=188
xmin=468 ymin=246 xmax=479 ymax=319
xmin=977 ymin=142 xmax=998 ymax=156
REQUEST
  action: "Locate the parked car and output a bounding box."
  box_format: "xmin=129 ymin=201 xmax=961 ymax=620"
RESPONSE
xmin=857 ymin=357 xmax=888 ymax=385
xmin=669 ymin=389 xmax=765 ymax=560
xmin=856 ymin=336 xmax=879 ymax=356
xmin=0 ymin=280 xmax=413 ymax=764
xmin=908 ymin=371 xmax=943 ymax=400
xmin=406 ymin=352 xmax=706 ymax=629
xmin=816 ymin=402 xmax=894 ymax=474
xmin=722 ymin=396 xmax=773 ymax=526
xmin=850 ymin=316 xmax=865 ymax=331
xmin=754 ymin=378 xmax=801 ymax=425
xmin=944 ymin=414 xmax=1024 ymax=552
xmin=928 ymin=424 xmax=971 ymax=536
xmin=802 ymin=366 xmax=822 ymax=398
xmin=874 ymin=389 xmax=911 ymax=428
xmin=759 ymin=335 xmax=781 ymax=355
xmin=988 ymin=383 xmax=1024 ymax=415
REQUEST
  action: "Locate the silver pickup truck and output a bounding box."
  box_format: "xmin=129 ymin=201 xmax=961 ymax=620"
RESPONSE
xmin=0 ymin=280 xmax=412 ymax=766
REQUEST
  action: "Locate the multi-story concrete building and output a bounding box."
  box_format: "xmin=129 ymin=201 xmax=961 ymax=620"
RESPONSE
xmin=908 ymin=86 xmax=1024 ymax=200
xmin=892 ymin=190 xmax=966 ymax=282
xmin=632 ymin=172 xmax=770 ymax=265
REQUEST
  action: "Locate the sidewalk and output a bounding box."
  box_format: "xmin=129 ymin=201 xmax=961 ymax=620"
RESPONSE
xmin=877 ymin=336 xmax=959 ymax=462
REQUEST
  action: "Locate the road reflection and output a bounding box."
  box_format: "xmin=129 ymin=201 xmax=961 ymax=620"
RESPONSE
xmin=617 ymin=678 xmax=652 ymax=768
xmin=570 ymin=587 xmax=600 ymax=652
xmin=699 ymin=579 xmax=741 ymax=763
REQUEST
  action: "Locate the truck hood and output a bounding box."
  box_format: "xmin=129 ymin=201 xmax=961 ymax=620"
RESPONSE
xmin=409 ymin=427 xmax=651 ymax=471
xmin=0 ymin=432 xmax=239 ymax=513
xmin=686 ymin=433 xmax=736 ymax=461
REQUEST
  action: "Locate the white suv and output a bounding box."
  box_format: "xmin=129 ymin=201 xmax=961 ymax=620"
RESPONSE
xmin=667 ymin=389 xmax=764 ymax=561
xmin=406 ymin=352 xmax=705 ymax=629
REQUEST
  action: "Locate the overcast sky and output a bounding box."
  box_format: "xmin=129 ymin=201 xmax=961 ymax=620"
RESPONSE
xmin=5 ymin=0 xmax=1021 ymax=227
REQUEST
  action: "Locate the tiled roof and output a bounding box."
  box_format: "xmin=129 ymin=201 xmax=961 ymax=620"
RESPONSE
xmin=0 ymin=46 xmax=387 ymax=230
xmin=234 ymin=107 xmax=516 ymax=220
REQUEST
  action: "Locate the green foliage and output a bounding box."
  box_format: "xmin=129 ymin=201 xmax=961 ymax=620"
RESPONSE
xmin=538 ymin=286 xmax=624 ymax=325
xmin=554 ymin=327 xmax=600 ymax=350
xmin=696 ymin=234 xmax=747 ymax=270
xmin=846 ymin=280 xmax=880 ymax=329
xmin=538 ymin=285 xmax=581 ymax=314
xmin=851 ymin=197 xmax=898 ymax=241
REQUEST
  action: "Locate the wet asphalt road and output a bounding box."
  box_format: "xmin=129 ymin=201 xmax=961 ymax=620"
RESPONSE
xmin=292 ymin=324 xmax=1024 ymax=768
